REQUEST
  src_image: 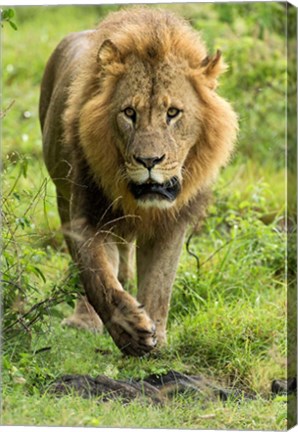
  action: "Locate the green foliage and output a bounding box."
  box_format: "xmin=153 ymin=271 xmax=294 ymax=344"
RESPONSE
xmin=190 ymin=2 xmax=286 ymax=166
xmin=169 ymin=173 xmax=286 ymax=392
xmin=2 ymin=157 xmax=79 ymax=347
xmin=1 ymin=8 xmax=18 ymax=30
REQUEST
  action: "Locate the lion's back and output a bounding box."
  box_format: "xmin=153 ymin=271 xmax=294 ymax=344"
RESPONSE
xmin=39 ymin=30 xmax=95 ymax=194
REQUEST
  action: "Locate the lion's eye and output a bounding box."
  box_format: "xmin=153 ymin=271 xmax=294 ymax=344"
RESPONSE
xmin=123 ymin=107 xmax=136 ymax=121
xmin=167 ymin=107 xmax=181 ymax=121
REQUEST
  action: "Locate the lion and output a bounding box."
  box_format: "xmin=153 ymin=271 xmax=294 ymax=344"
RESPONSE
xmin=39 ymin=7 xmax=238 ymax=356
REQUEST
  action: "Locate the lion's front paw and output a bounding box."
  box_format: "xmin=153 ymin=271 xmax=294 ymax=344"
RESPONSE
xmin=106 ymin=291 xmax=157 ymax=357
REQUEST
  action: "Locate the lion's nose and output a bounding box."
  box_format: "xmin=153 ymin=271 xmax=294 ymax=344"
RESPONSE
xmin=134 ymin=154 xmax=165 ymax=169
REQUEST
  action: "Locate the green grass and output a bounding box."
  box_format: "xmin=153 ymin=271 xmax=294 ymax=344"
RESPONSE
xmin=3 ymin=323 xmax=287 ymax=429
xmin=1 ymin=4 xmax=291 ymax=430
xmin=2 ymin=388 xmax=288 ymax=429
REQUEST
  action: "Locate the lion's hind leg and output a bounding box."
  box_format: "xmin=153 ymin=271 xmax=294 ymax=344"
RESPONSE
xmin=61 ymin=295 xmax=103 ymax=333
xmin=118 ymin=242 xmax=135 ymax=290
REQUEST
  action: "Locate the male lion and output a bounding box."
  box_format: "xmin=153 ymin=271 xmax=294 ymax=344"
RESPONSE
xmin=40 ymin=8 xmax=238 ymax=356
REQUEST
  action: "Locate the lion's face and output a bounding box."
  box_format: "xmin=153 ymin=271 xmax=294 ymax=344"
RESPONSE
xmin=112 ymin=57 xmax=201 ymax=209
xmin=77 ymin=28 xmax=237 ymax=215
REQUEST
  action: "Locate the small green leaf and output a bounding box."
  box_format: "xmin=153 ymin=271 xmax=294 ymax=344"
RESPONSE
xmin=7 ymin=8 xmax=15 ymax=19
xmin=1 ymin=10 xmax=9 ymax=20
xmin=9 ymin=20 xmax=17 ymax=31
xmin=21 ymin=158 xmax=28 ymax=178
xmin=32 ymin=266 xmax=47 ymax=283
xmin=65 ymin=295 xmax=76 ymax=308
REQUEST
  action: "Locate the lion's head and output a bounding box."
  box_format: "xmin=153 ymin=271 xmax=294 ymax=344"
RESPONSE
xmin=65 ymin=8 xmax=238 ymax=217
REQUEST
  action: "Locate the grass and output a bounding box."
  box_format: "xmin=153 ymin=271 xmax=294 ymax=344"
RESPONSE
xmin=1 ymin=4 xmax=291 ymax=430
xmin=3 ymin=322 xmax=287 ymax=429
xmin=2 ymin=392 xmax=288 ymax=429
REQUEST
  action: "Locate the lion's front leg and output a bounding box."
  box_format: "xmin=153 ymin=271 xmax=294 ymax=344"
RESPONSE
xmin=71 ymin=219 xmax=156 ymax=356
xmin=136 ymin=225 xmax=186 ymax=345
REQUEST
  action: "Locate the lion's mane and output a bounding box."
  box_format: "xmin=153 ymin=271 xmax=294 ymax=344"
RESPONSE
xmin=63 ymin=8 xmax=238 ymax=232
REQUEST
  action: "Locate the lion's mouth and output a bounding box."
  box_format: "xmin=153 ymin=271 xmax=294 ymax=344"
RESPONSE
xmin=128 ymin=177 xmax=181 ymax=202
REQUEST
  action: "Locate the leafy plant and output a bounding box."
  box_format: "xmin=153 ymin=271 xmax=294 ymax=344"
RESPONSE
xmin=2 ymin=157 xmax=79 ymax=350
xmin=1 ymin=8 xmax=17 ymax=30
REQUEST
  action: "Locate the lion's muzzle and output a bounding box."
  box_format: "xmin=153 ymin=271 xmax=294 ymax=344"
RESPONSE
xmin=128 ymin=176 xmax=181 ymax=203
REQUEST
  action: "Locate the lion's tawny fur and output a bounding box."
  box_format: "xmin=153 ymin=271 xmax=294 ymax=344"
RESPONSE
xmin=40 ymin=7 xmax=238 ymax=356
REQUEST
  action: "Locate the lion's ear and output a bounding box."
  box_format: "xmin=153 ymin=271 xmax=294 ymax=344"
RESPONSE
xmin=200 ymin=50 xmax=227 ymax=89
xmin=97 ymin=39 xmax=122 ymax=67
